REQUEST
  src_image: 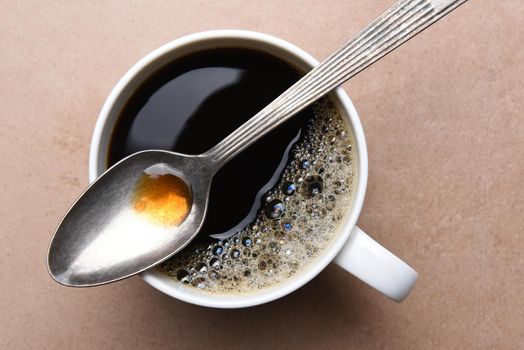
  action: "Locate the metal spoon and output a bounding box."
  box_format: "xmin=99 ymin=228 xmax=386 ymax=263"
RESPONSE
xmin=48 ymin=0 xmax=468 ymax=287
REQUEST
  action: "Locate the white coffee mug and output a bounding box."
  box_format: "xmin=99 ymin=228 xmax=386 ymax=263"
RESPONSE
xmin=89 ymin=30 xmax=418 ymax=308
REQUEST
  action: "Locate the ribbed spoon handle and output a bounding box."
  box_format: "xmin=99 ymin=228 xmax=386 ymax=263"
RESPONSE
xmin=206 ymin=0 xmax=468 ymax=168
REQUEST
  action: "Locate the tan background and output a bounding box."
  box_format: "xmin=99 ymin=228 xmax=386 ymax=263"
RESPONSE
xmin=1 ymin=0 xmax=523 ymax=349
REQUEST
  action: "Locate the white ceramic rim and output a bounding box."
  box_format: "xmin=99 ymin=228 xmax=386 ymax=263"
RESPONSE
xmin=89 ymin=30 xmax=368 ymax=308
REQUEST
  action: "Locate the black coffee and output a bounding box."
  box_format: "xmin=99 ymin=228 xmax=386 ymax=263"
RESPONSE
xmin=108 ymin=48 xmax=311 ymax=242
xmin=108 ymin=47 xmax=356 ymax=294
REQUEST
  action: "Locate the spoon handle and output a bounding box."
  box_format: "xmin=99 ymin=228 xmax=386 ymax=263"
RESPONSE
xmin=205 ymin=0 xmax=468 ymax=168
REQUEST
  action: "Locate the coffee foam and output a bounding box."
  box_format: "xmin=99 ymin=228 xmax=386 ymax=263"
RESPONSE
xmin=158 ymin=97 xmax=356 ymax=295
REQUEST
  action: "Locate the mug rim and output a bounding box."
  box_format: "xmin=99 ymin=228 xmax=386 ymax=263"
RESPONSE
xmin=89 ymin=29 xmax=368 ymax=308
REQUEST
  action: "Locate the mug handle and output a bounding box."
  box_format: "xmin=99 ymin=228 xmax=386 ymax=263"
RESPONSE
xmin=334 ymin=226 xmax=418 ymax=302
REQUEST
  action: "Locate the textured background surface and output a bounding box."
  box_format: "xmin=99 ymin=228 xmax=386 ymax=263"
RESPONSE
xmin=1 ymin=0 xmax=523 ymax=349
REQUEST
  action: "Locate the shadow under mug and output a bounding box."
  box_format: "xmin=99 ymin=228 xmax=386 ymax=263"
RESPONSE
xmin=89 ymin=30 xmax=418 ymax=308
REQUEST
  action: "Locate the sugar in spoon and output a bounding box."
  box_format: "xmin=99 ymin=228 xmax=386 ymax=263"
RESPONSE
xmin=48 ymin=0 xmax=468 ymax=286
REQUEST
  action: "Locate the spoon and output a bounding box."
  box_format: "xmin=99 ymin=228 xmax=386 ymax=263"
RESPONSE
xmin=48 ymin=0 xmax=468 ymax=287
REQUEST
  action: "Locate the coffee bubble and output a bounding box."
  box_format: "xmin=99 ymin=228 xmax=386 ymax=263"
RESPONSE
xmin=158 ymin=97 xmax=356 ymax=295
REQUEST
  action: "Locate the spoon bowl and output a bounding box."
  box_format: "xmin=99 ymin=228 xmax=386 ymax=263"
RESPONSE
xmin=48 ymin=150 xmax=212 ymax=286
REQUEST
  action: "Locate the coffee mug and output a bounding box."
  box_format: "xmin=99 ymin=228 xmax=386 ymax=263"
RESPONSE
xmin=89 ymin=30 xmax=418 ymax=308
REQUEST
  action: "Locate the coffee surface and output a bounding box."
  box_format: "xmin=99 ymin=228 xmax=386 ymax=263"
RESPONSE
xmin=108 ymin=48 xmax=356 ymax=294
xmin=108 ymin=48 xmax=310 ymax=241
